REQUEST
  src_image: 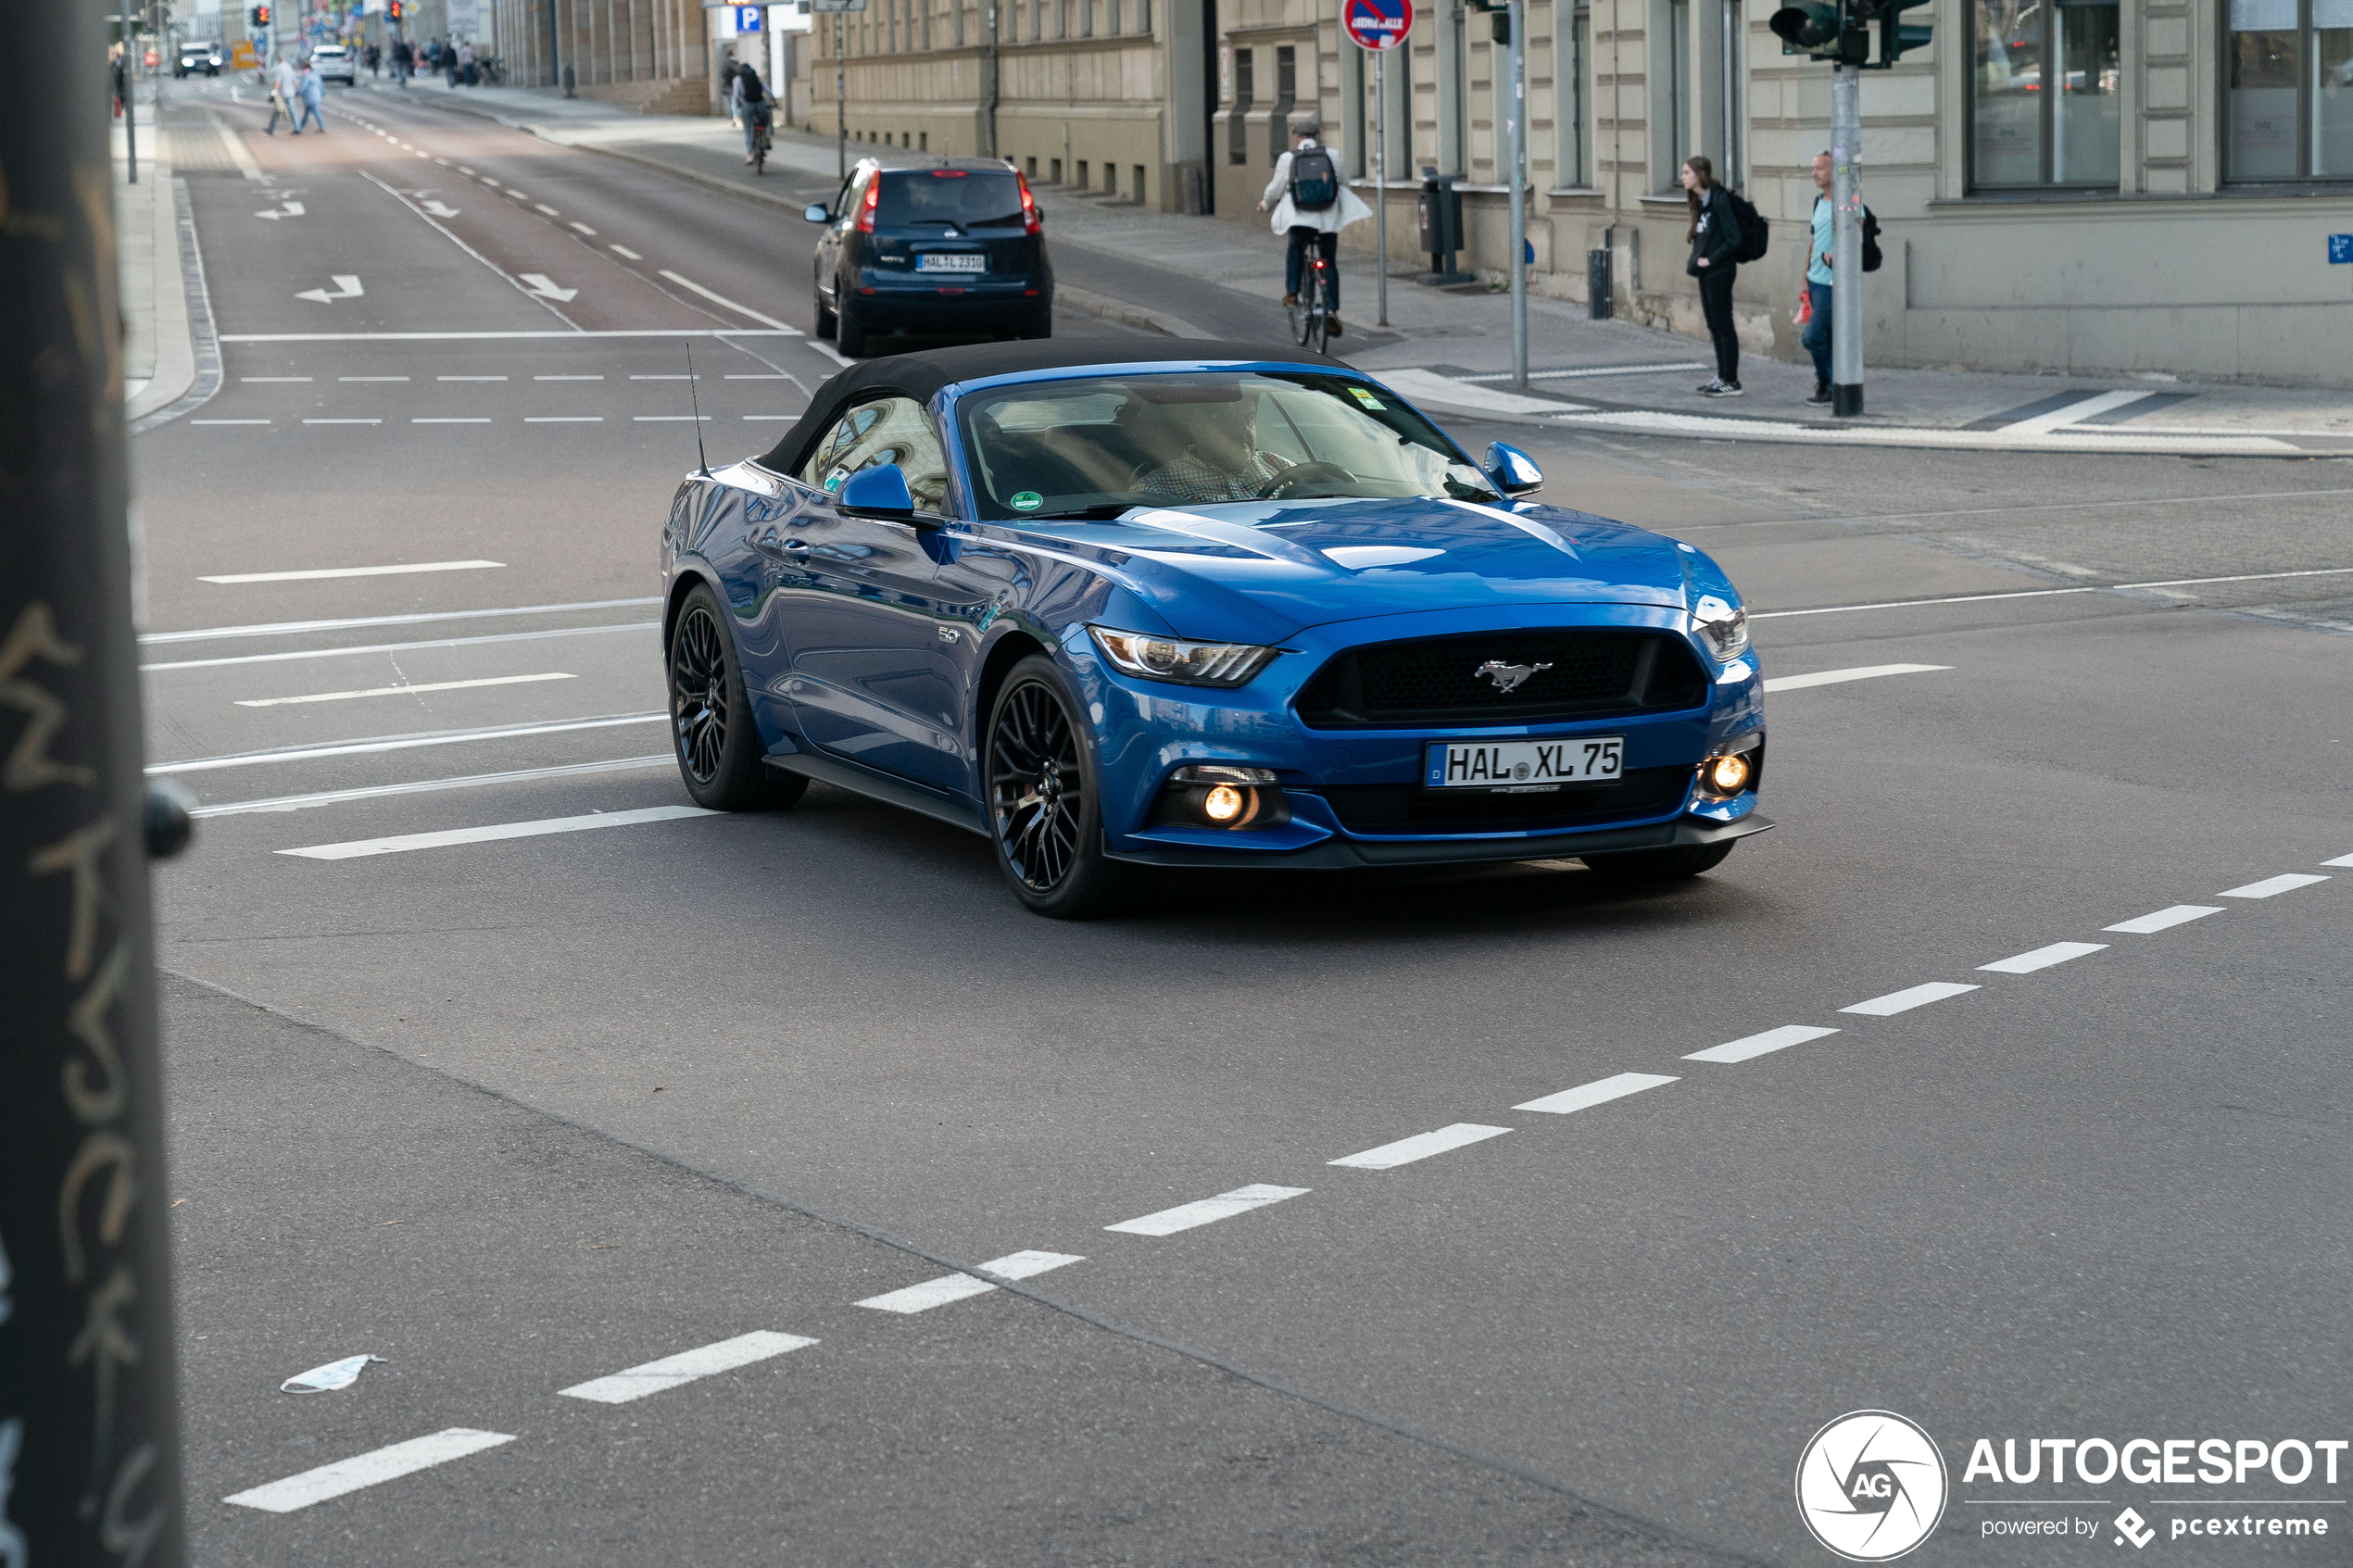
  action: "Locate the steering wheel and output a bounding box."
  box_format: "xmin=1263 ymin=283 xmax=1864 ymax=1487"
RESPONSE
xmin=1257 ymin=462 xmax=1355 ymax=500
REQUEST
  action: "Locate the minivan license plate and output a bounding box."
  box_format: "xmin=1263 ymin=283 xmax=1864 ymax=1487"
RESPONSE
xmin=917 ymin=253 xmax=987 ymax=272
xmin=1426 ymin=737 xmax=1623 ymax=789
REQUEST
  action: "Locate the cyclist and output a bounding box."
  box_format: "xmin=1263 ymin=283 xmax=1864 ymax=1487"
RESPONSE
xmin=732 ymin=63 xmax=772 ymax=168
xmin=1259 ymin=120 xmax=1372 ymax=340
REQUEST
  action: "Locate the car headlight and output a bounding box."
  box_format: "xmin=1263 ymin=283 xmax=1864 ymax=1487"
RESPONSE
xmin=1691 ymin=595 xmax=1749 ymax=661
xmin=1088 ymin=626 xmax=1277 ymax=687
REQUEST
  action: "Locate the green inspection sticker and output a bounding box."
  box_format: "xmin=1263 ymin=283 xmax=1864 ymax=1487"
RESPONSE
xmin=1010 ymin=491 xmax=1043 ymax=512
xmin=1348 ymin=385 xmax=1387 ymax=410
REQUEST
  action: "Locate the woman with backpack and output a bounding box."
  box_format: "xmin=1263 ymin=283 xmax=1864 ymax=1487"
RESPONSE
xmin=1682 ymin=156 xmax=1745 ymax=397
xmin=1260 ymin=121 xmax=1373 ymax=340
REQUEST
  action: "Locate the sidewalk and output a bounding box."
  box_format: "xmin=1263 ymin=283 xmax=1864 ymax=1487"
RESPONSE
xmin=115 ymin=81 xmax=222 ymax=432
xmin=371 ymin=77 xmax=2353 ymax=455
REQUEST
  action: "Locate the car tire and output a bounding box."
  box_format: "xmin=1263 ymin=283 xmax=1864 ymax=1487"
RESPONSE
xmin=1579 ymin=842 xmax=1736 ymax=882
xmin=836 ymin=306 xmax=870 ymax=357
xmin=985 ymin=655 xmax=1164 ymax=919
xmin=667 ymin=583 xmax=806 ymax=813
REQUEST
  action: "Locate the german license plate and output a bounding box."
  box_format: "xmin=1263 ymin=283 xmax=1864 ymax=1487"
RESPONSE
xmin=917 ymin=253 xmax=987 ymax=272
xmin=1426 ymin=736 xmax=1624 ymax=790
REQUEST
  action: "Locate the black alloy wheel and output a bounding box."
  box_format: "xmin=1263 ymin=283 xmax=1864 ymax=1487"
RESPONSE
xmin=985 ymin=655 xmax=1163 ymax=917
xmin=666 ymin=583 xmax=805 ymax=812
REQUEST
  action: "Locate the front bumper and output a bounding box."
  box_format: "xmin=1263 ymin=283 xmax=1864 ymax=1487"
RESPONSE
xmin=1108 ymin=809 xmax=1773 ymax=870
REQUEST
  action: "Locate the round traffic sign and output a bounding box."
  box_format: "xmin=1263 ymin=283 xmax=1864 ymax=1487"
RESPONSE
xmin=1343 ymin=0 xmax=1413 ymax=50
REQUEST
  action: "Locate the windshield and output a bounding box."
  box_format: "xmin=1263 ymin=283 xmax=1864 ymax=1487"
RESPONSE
xmin=957 ymin=371 xmax=1499 ymax=521
xmin=875 ymin=169 xmax=1026 ymax=229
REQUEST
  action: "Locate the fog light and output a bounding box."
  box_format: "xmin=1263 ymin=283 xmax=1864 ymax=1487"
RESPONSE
xmin=1202 ymin=784 xmax=1247 ymax=822
xmin=1703 ymin=752 xmax=1752 ymax=795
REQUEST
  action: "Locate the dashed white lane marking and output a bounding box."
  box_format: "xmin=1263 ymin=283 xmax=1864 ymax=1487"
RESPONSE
xmin=727 ymin=373 xmax=792 ymax=379
xmin=241 ymin=375 xmax=311 ymax=382
xmin=223 ymin=1428 xmax=514 ymax=1512
xmin=438 ymin=374 xmax=508 ymax=381
xmin=536 ymin=373 xmax=605 ymax=380
xmin=857 ymin=1250 xmax=1084 ymax=1313
xmin=193 ymin=756 xmax=674 ymax=819
xmin=412 ymin=417 xmax=492 ymax=424
xmin=147 ymin=622 xmax=653 ymax=672
xmin=2105 ymin=904 xmax=2222 ymax=934
xmin=526 ymin=416 xmax=605 ymax=422
xmin=657 ymin=269 xmax=803 ymax=333
xmin=148 ymin=712 xmax=667 ymax=776
xmin=745 ymin=414 xmax=792 ymax=420
xmin=570 ymin=220 xmax=598 ymax=234
xmin=279 ymin=804 xmax=714 ymax=860
xmin=632 ymin=373 xmax=698 ymax=380
xmin=2324 ymin=852 xmax=2353 ymax=867
xmin=141 ymin=597 xmax=661 ymax=645
xmin=192 ymin=419 xmax=271 ymax=425
xmin=1329 ymin=1123 xmax=1511 ymax=1170
xmin=1683 ymin=1023 xmax=1840 ymax=1064
xmin=1104 ymin=1185 xmax=1309 ymax=1236
xmin=303 ymin=418 xmax=382 ymax=425
xmin=1979 ymin=940 xmax=2107 ymax=974
xmin=341 ymin=374 xmax=409 ymax=382
xmin=1760 ymin=663 xmax=1951 ymax=694
xmin=199 ymin=559 xmax=503 ymax=584
xmin=2220 ymin=872 xmax=2330 ymax=899
xmin=635 ymin=415 xmax=713 ymax=421
xmin=1839 ymin=982 xmax=1980 ymax=1017
xmin=557 ymin=1330 xmax=816 ymax=1405
xmin=235 ymin=671 xmax=574 ymax=707
xmin=610 ymin=244 xmax=643 ymax=259
xmin=1513 ymin=1072 xmax=1678 ymax=1114
xmin=535 ymin=203 xmax=560 ymax=215
xmin=805 ymin=339 xmax=855 ymax=369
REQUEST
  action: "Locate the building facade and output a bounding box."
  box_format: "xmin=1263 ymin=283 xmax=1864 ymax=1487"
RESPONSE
xmin=767 ymin=0 xmax=2353 ymax=382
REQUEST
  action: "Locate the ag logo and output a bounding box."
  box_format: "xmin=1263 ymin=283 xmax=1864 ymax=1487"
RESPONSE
xmin=1794 ymin=1411 xmax=1949 ymax=1562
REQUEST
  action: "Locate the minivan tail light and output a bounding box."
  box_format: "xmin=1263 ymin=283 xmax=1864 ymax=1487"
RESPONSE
xmin=1017 ymin=172 xmax=1040 ymax=235
xmin=857 ymin=181 xmax=879 ymax=235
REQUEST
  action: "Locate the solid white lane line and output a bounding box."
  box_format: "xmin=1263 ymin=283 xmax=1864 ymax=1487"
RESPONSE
xmin=1979 ymin=940 xmax=2107 ymax=974
xmin=655 ymin=269 xmax=802 ymax=333
xmin=199 ymin=559 xmax=502 ymax=585
xmin=222 ymin=1428 xmax=514 ymax=1512
xmin=140 ymin=597 xmax=661 ymax=645
xmin=1513 ymin=1072 xmax=1678 ymax=1114
xmin=1839 ymin=982 xmax=1981 ymax=1017
xmin=610 ymin=244 xmax=643 ymax=259
xmin=235 ymin=671 xmax=575 ymax=707
xmin=280 ymin=804 xmax=714 ymax=860
xmin=2104 ymin=904 xmax=2223 ymax=935
xmin=2220 ymin=872 xmax=2330 ymax=899
xmin=1328 ymin=1123 xmax=1511 ymax=1170
xmin=1760 ymin=663 xmax=1951 ymax=694
xmin=192 ymin=756 xmax=673 ymax=818
xmin=1683 ymin=1023 xmax=1839 ymax=1064
xmin=1104 ymin=1185 xmax=1309 ymax=1236
xmin=856 ymin=1250 xmax=1084 ymax=1314
xmin=557 ymin=1331 xmax=816 ymax=1405
xmin=148 ymin=712 xmax=666 ymax=774
xmin=147 ymin=621 xmax=655 ymax=672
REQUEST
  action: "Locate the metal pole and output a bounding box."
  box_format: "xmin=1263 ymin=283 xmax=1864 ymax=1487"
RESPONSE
xmin=1375 ymin=46 xmax=1388 ymax=327
xmin=123 ymin=43 xmax=139 ymax=184
xmin=835 ymin=13 xmax=846 ymax=182
xmin=1506 ymin=0 xmax=1527 ymax=387
xmin=2 ymin=0 xmax=193 ymax=1556
xmin=1830 ymin=61 xmax=1863 ymax=416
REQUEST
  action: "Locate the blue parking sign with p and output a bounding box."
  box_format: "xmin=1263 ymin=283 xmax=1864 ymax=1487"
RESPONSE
xmin=1343 ymin=0 xmax=1412 ymax=50
xmin=736 ymin=4 xmax=762 ymax=28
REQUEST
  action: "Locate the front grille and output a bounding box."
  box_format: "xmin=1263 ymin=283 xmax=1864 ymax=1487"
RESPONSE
xmin=1294 ymin=629 xmax=1706 ymax=730
xmin=1315 ymin=765 xmax=1692 ymax=834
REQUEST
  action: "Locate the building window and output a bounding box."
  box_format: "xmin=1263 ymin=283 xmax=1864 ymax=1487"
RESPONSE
xmin=1231 ymin=46 xmax=1253 ymax=164
xmin=1555 ymin=1 xmax=1589 ymax=185
xmin=1971 ymin=0 xmax=2121 ymax=186
xmin=1275 ymin=44 xmax=1298 ymax=165
xmin=1135 ymin=163 xmax=1148 ymax=200
xmin=1667 ymin=0 xmax=1692 ymax=187
xmin=1718 ymin=0 xmax=1743 ymax=186
xmin=2229 ymin=0 xmax=2353 ymax=179
xmin=1077 ymin=159 xmax=1089 ymax=186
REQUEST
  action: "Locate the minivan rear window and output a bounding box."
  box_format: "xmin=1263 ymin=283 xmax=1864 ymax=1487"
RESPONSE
xmin=875 ymin=169 xmax=1026 ymax=230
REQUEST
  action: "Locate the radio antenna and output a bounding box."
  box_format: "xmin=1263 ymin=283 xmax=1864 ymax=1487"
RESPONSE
xmin=686 ymin=343 xmax=710 ymax=475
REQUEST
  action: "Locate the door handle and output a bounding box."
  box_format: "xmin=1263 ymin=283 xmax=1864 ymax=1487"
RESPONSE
xmin=783 ymin=537 xmax=811 ymax=552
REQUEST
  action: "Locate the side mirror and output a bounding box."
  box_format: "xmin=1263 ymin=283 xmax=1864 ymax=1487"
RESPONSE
xmin=802 ymin=204 xmax=831 ymax=223
xmin=837 ymin=462 xmax=922 ymax=521
xmin=1484 ymin=441 xmax=1543 ymax=498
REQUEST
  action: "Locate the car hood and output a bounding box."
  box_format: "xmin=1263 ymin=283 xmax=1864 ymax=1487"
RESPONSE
xmin=996 ymin=495 xmax=1701 ymax=643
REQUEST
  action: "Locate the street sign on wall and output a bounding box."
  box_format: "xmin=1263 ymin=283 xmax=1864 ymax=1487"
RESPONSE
xmin=733 ymin=4 xmax=762 ymax=28
xmin=1343 ymin=0 xmax=1412 ymax=49
xmin=2330 ymin=234 xmax=2353 ymax=265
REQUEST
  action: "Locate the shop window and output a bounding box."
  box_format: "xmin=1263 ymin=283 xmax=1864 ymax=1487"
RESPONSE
xmin=2229 ymin=0 xmax=2353 ymax=179
xmin=1971 ymin=0 xmax=2121 ymax=186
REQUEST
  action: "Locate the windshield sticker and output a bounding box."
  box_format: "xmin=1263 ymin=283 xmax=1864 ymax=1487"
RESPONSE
xmin=1010 ymin=490 xmax=1043 ymax=512
xmin=1347 ymin=385 xmax=1387 ymax=410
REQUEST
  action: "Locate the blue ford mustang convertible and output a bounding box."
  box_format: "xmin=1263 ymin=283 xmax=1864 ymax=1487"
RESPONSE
xmin=660 ymin=341 xmax=1768 ymax=916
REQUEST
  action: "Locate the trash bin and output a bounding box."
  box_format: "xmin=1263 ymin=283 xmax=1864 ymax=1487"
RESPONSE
xmin=1588 ymin=247 xmax=1613 ymax=320
xmin=1415 ymin=172 xmax=1474 ymax=286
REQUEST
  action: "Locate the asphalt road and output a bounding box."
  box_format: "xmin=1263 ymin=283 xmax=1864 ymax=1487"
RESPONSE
xmin=143 ymin=79 xmax=2352 ymax=1567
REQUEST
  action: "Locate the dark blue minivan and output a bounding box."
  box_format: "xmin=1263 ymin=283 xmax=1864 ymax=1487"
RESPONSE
xmin=806 ymin=157 xmax=1054 ymax=357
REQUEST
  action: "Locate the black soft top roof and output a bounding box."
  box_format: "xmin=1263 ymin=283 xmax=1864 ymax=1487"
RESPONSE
xmin=753 ymin=338 xmax=1352 ymax=478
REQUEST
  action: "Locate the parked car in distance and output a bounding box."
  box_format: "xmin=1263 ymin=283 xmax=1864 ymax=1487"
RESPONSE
xmin=806 ymin=157 xmax=1053 ymax=358
xmin=311 ymin=44 xmax=356 ymax=84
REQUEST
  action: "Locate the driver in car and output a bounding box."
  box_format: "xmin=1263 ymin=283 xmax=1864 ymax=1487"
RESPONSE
xmin=1132 ymin=395 xmax=1294 ymax=505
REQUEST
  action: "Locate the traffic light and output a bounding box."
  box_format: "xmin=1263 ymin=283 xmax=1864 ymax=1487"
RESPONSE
xmin=387 ymin=0 xmax=401 ymax=16
xmin=1854 ymin=0 xmax=1931 ymax=63
xmin=251 ymin=3 xmax=269 ymax=25
xmin=1769 ymin=0 xmax=1868 ymax=62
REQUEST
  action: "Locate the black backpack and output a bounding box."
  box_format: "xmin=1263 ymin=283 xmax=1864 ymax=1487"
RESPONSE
xmin=1725 ymin=188 xmax=1769 ymax=264
xmin=1289 ymin=146 xmax=1340 ymax=212
xmin=1861 ymin=207 xmax=1883 ymax=272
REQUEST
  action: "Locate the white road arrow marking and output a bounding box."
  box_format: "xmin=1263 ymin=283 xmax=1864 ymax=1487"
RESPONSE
xmin=419 ymin=198 xmax=460 ymax=218
xmin=295 ymin=274 xmax=365 ymax=305
xmin=518 ymin=273 xmax=579 ymax=303
xmin=255 ymin=199 xmax=306 ymax=220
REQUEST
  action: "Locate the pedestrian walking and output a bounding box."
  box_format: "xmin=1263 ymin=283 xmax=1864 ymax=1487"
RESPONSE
xmin=1258 ymin=120 xmax=1373 ymax=339
xmin=1801 ymin=150 xmax=1834 ymax=408
xmin=1682 ymin=156 xmax=1743 ymax=397
xmin=459 ymin=40 xmax=476 ymax=85
xmin=267 ymin=52 xmax=300 ymax=133
xmin=722 ymin=56 xmax=743 ymax=126
xmin=111 ymin=47 xmax=128 ymax=119
xmin=444 ymin=39 xmax=459 ymax=86
xmin=366 ymin=42 xmax=380 ymax=78
xmin=296 ymin=59 xmax=327 ymax=132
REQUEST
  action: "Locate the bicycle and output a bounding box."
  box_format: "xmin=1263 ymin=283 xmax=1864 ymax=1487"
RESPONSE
xmin=1288 ymin=249 xmax=1335 ymax=353
xmin=478 ymin=54 xmax=506 ymax=86
xmin=750 ymin=103 xmax=773 ymax=174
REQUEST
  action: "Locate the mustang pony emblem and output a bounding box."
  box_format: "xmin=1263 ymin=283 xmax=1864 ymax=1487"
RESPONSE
xmin=1474 ymin=659 xmax=1553 ymax=695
